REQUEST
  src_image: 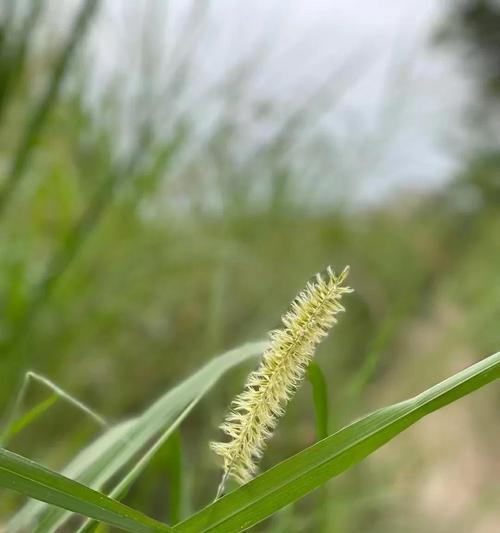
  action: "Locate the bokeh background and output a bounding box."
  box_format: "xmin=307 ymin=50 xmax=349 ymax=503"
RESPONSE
xmin=1 ymin=1 xmax=499 ymax=531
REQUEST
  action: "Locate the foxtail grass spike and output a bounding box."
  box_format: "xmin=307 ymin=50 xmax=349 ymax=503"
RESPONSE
xmin=210 ymin=266 xmax=352 ymax=497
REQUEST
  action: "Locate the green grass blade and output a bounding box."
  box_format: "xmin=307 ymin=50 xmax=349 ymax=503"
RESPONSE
xmin=174 ymin=351 xmax=500 ymax=533
xmin=3 ymin=395 xmax=57 ymax=443
xmin=165 ymin=430 xmax=184 ymax=524
xmin=0 ymin=447 xmax=173 ymax=533
xmin=9 ymin=341 xmax=266 ymax=532
xmin=74 ymin=398 xmax=199 ymax=533
xmin=0 ymin=0 xmax=100 ymax=216
xmin=306 ymin=362 xmax=329 ymax=440
xmin=306 ymin=360 xmax=330 ymax=530
xmin=1 ymin=371 xmax=106 ymax=446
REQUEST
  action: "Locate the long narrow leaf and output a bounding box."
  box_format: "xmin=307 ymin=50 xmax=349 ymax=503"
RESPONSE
xmin=3 ymin=395 xmax=57 ymax=443
xmin=175 ymin=351 xmax=500 ymax=533
xmin=74 ymin=398 xmax=199 ymax=533
xmin=165 ymin=430 xmax=184 ymax=524
xmin=9 ymin=341 xmax=266 ymax=532
xmin=306 ymin=362 xmax=329 ymax=440
xmin=0 ymin=0 xmax=100 ymax=215
xmin=0 ymin=448 xmax=173 ymax=533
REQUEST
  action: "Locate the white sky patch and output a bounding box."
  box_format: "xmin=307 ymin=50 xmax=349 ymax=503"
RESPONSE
xmin=60 ymin=0 xmax=474 ymax=208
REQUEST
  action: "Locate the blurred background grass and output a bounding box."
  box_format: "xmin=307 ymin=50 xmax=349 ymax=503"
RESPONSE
xmin=0 ymin=1 xmax=499 ymax=532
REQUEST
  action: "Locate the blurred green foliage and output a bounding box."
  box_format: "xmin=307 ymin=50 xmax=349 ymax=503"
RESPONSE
xmin=0 ymin=2 xmax=499 ymax=532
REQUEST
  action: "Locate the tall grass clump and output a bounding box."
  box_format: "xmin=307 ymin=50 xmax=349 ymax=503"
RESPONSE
xmin=0 ymin=266 xmax=499 ymax=533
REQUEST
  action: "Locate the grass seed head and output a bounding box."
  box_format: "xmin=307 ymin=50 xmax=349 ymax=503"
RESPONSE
xmin=210 ymin=266 xmax=352 ymax=487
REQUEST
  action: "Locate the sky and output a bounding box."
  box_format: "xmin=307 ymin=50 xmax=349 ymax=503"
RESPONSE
xmin=62 ymin=0 xmax=475 ymax=207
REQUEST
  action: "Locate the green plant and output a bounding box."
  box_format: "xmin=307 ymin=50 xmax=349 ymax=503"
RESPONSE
xmin=1 ymin=269 xmax=499 ymax=532
xmin=1 ymin=2 xmax=499 ymax=531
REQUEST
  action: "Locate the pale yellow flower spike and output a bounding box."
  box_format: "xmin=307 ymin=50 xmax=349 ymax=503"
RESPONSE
xmin=210 ymin=266 xmax=352 ymax=498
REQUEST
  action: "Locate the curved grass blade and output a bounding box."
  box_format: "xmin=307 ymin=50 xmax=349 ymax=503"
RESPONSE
xmin=9 ymin=341 xmax=266 ymax=532
xmin=175 ymin=351 xmax=500 ymax=533
xmin=1 ymin=371 xmax=106 ymax=447
xmin=0 ymin=447 xmax=173 ymax=533
xmin=74 ymin=398 xmax=199 ymax=533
